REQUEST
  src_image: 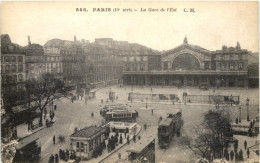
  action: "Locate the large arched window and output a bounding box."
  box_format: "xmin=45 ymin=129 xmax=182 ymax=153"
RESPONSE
xmin=172 ymin=53 xmax=200 ymax=70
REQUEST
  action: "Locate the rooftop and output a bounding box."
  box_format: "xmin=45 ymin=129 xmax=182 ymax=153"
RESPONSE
xmin=71 ymin=125 xmax=105 ymax=138
xmin=126 ymin=136 xmax=155 ymax=153
xmin=159 ymin=118 xmax=172 ymax=126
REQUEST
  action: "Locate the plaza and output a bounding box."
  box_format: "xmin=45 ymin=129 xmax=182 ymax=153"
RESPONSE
xmin=16 ymin=85 xmax=259 ymax=163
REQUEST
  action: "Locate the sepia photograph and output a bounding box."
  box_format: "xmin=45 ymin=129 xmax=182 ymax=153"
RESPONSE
xmin=1 ymin=1 xmax=259 ymax=163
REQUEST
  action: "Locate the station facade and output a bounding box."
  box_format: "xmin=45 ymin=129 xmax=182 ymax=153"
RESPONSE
xmin=122 ymin=37 xmax=249 ymax=88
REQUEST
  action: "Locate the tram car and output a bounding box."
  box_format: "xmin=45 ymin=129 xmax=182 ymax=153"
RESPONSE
xmin=100 ymin=104 xmax=127 ymax=117
xmin=100 ymin=104 xmax=138 ymax=122
xmin=105 ymin=109 xmax=138 ymax=122
xmin=158 ymin=109 xmax=182 ymax=148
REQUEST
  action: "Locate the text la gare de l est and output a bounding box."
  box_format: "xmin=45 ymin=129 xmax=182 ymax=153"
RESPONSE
xmin=76 ymin=8 xmax=195 ymax=13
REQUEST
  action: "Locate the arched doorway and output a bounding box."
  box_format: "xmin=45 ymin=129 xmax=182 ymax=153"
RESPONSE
xmin=172 ymin=53 xmax=201 ymax=70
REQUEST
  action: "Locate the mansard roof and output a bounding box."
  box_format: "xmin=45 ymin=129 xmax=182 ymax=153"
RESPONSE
xmin=24 ymin=44 xmax=44 ymax=56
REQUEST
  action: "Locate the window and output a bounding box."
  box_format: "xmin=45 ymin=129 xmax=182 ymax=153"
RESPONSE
xmin=204 ymin=62 xmax=209 ymax=70
xmin=238 ymin=63 xmax=244 ymax=70
xmin=5 ymin=56 xmax=10 ymax=62
xmin=76 ymin=142 xmax=80 ymax=152
xmin=229 ymin=62 xmax=235 ymax=70
xmin=12 ymin=75 xmax=17 ymax=83
xmin=11 ymin=65 xmax=16 ymax=73
xmin=164 ymin=62 xmax=168 ymax=70
xmin=81 ymin=142 xmax=84 ymax=152
xmin=18 ymin=74 xmax=23 ymax=82
xmin=18 ymin=65 xmax=23 ymax=72
xmin=89 ymin=140 xmax=93 ymax=151
xmin=140 ymin=63 xmax=144 ymax=71
xmin=5 ymin=65 xmax=10 ymax=73
xmin=220 ymin=63 xmax=225 ymax=70
xmin=18 ymin=56 xmax=23 ymax=62
xmin=11 ymin=56 xmax=16 ymax=62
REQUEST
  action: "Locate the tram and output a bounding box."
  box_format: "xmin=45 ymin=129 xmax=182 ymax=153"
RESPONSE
xmin=100 ymin=104 xmax=138 ymax=122
xmin=158 ymin=109 xmax=182 ymax=148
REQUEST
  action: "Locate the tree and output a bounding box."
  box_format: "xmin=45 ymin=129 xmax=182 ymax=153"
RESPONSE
xmin=25 ymin=73 xmax=71 ymax=126
xmin=180 ymin=109 xmax=232 ymax=162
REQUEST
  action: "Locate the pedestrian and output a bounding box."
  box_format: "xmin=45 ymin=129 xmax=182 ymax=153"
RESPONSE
xmin=235 ymin=152 xmax=239 ymax=162
xmin=51 ymin=112 xmax=55 ymax=121
xmin=127 ymin=135 xmax=130 ymax=144
xmin=50 ymin=154 xmax=55 ymax=163
xmin=244 ymin=140 xmax=247 ymax=150
xmin=133 ymin=134 xmax=136 ymax=143
xmin=53 ymin=135 xmax=55 ymax=144
xmin=66 ymin=150 xmax=69 ymax=160
xmin=230 ymin=150 xmax=234 ymax=161
xmin=91 ymin=112 xmax=94 ymax=117
xmin=54 ymin=105 xmax=57 ymax=110
xmin=59 ymin=149 xmax=62 ymax=159
xmin=247 ymin=148 xmax=250 ymax=158
xmin=239 ymin=149 xmax=243 ymax=161
xmin=55 ymin=154 xmax=59 ymax=163
xmin=119 ymin=134 xmax=123 ymax=144
xmin=152 ymin=109 xmax=153 ymax=115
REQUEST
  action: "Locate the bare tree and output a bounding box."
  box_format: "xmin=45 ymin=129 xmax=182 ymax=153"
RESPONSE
xmin=25 ymin=73 xmax=71 ymax=126
xmin=180 ymin=109 xmax=232 ymax=162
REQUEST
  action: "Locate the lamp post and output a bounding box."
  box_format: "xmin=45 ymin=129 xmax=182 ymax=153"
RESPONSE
xmin=146 ymin=98 xmax=148 ymax=109
xmin=239 ymin=106 xmax=242 ymax=123
xmin=246 ymin=98 xmax=250 ymax=121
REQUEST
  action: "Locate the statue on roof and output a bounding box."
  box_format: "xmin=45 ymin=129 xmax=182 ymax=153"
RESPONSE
xmin=183 ymin=36 xmax=188 ymax=44
xmin=74 ymin=35 xmax=77 ymax=42
xmin=28 ymin=36 xmax=31 ymax=46
xmin=236 ymin=42 xmax=241 ymax=49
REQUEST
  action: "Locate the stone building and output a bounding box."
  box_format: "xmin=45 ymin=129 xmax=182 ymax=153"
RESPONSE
xmin=122 ymin=37 xmax=249 ymax=88
xmin=1 ymin=34 xmax=26 ymax=97
xmin=24 ymin=36 xmax=46 ymax=80
xmin=43 ymin=40 xmax=63 ymax=79
xmin=1 ymin=34 xmax=26 ymax=141
xmin=86 ymin=55 xmax=123 ymax=88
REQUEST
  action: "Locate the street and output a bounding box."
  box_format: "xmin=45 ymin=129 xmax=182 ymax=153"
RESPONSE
xmin=19 ymin=86 xmax=259 ymax=163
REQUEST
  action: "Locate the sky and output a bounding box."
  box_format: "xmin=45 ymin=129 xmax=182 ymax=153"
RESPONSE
xmin=1 ymin=1 xmax=259 ymax=52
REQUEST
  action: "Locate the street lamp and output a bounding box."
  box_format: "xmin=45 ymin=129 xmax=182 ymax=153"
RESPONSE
xmin=246 ymin=98 xmax=250 ymax=121
xmin=146 ymin=98 xmax=148 ymax=109
xmin=239 ymin=106 xmax=242 ymax=123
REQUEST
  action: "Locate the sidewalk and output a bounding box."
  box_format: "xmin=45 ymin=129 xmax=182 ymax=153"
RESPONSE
xmin=17 ymin=116 xmax=56 ymax=141
xmin=76 ymin=124 xmax=142 ymax=163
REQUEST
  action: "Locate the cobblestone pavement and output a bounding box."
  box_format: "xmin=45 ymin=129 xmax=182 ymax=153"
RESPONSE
xmin=19 ymin=85 xmax=259 ymax=163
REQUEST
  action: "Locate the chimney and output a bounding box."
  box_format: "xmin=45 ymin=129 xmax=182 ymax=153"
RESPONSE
xmin=236 ymin=42 xmax=241 ymax=49
xmin=74 ymin=35 xmax=77 ymax=42
xmin=28 ymin=36 xmax=31 ymax=46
